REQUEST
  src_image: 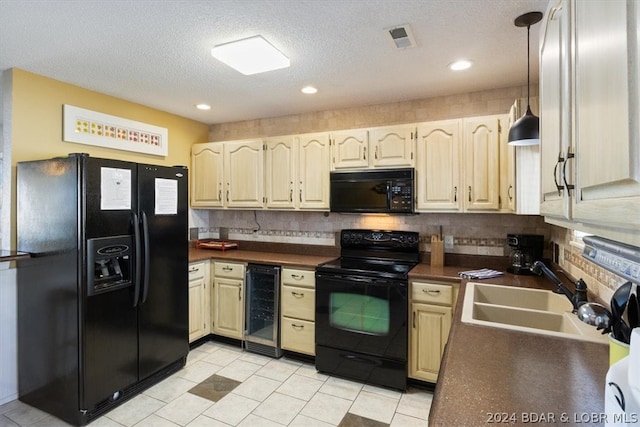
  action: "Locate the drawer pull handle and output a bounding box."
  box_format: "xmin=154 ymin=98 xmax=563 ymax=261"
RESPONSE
xmin=189 ymin=268 xmax=199 ymax=273
xmin=291 ymin=291 xmax=305 ymax=298
xmin=291 ymin=274 xmax=304 ymax=280
xmin=423 ymin=289 xmax=441 ymax=295
xmin=222 ymin=266 xmax=233 ymax=271
xmin=291 ymin=324 xmax=305 ymax=330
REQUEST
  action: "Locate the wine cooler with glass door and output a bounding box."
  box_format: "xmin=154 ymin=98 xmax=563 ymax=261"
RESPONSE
xmin=244 ymin=264 xmax=283 ymax=358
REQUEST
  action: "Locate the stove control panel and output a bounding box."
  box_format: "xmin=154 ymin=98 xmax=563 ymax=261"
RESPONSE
xmin=341 ymin=229 xmax=419 ymax=249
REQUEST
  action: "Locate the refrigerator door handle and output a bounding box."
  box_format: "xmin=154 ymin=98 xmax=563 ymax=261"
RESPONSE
xmin=140 ymin=210 xmax=151 ymax=304
xmin=132 ymin=211 xmax=142 ymax=307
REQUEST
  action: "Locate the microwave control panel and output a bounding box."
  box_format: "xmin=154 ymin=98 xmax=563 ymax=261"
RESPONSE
xmin=389 ymin=181 xmax=413 ymax=212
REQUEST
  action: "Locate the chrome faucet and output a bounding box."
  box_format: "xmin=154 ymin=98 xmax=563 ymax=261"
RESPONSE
xmin=530 ymin=260 xmax=588 ymax=312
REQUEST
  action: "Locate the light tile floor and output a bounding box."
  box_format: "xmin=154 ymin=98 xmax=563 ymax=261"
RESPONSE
xmin=0 ymin=341 xmax=432 ymax=426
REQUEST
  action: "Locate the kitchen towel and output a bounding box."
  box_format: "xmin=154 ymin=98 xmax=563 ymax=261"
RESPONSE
xmin=458 ymin=269 xmax=504 ymax=280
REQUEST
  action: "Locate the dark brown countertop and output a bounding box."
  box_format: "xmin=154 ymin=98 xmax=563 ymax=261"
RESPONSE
xmin=189 ymin=247 xmax=336 ymax=269
xmin=420 ymin=264 xmax=610 ymax=427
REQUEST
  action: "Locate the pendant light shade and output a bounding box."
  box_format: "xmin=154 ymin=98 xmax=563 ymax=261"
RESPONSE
xmin=508 ymin=106 xmax=539 ymax=146
xmin=508 ymin=11 xmax=543 ymax=146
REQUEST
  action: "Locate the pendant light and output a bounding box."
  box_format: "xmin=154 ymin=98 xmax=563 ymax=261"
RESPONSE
xmin=508 ymin=11 xmax=543 ymax=146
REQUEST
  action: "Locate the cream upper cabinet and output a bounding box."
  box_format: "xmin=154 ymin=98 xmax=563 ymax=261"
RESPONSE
xmin=571 ymin=0 xmax=640 ymax=229
xmin=463 ymin=115 xmax=500 ymax=211
xmin=369 ymin=124 xmax=415 ymax=168
xmin=502 ymin=100 xmax=540 ymax=214
xmin=539 ymin=0 xmax=572 ymax=220
xmin=415 ymin=115 xmax=503 ymax=213
xmin=331 ymin=129 xmax=369 ymax=170
xmin=223 ymin=139 xmax=264 ymax=208
xmin=330 ymin=125 xmax=414 ymax=170
xmin=191 ymin=143 xmax=224 ymax=207
xmin=265 ymin=136 xmax=296 ymax=209
xmin=539 ymin=0 xmax=640 ymax=244
xmin=298 ymin=132 xmax=331 ymax=209
xmin=415 ymin=119 xmax=462 ymax=211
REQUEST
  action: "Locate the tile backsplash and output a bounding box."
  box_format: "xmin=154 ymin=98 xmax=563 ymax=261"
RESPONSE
xmin=196 ymin=209 xmax=550 ymax=258
xmin=551 ymin=225 xmax=629 ymax=305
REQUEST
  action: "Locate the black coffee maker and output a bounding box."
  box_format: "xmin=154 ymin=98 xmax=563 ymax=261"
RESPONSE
xmin=506 ymin=234 xmax=544 ymax=275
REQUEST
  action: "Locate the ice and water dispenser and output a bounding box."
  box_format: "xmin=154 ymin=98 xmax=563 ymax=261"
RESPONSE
xmin=87 ymin=235 xmax=133 ymax=296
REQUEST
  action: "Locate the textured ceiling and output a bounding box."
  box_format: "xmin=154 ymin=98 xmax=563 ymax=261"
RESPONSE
xmin=0 ymin=0 xmax=549 ymax=125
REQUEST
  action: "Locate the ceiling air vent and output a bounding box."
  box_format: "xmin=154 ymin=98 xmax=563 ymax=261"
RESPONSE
xmin=387 ymin=24 xmax=416 ymax=49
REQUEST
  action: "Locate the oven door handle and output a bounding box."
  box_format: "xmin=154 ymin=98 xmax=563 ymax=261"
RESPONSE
xmin=317 ymin=273 xmax=406 ymax=287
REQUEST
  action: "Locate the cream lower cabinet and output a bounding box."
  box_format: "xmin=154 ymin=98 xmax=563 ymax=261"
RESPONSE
xmin=280 ymin=267 xmax=316 ymax=355
xmin=409 ymin=281 xmax=455 ymax=383
xmin=188 ymin=261 xmax=211 ymax=342
xmin=212 ymin=261 xmax=245 ymax=339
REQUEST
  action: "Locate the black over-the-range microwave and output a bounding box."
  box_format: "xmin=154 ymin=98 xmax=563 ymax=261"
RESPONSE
xmin=329 ymin=168 xmax=415 ymax=214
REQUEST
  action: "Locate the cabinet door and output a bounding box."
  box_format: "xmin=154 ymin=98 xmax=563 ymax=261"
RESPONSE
xmin=265 ymin=136 xmax=296 ymax=209
xmin=501 ymin=107 xmax=517 ymax=213
xmin=188 ymin=276 xmax=206 ymax=342
xmin=224 ymin=139 xmax=264 ymax=208
xmin=409 ymin=303 xmax=452 ymax=383
xmin=213 ymin=278 xmax=243 ymax=339
xmin=191 ymin=143 xmax=224 ymax=207
xmin=331 ymin=129 xmax=369 ymax=170
xmin=370 ymin=124 xmax=415 ymax=168
xmin=572 ymin=0 xmax=640 ymax=228
xmin=298 ymin=133 xmax=330 ymax=209
xmin=415 ymin=120 xmax=462 ymax=211
xmin=463 ymin=116 xmax=500 ymax=211
xmin=539 ymin=0 xmax=572 ymax=219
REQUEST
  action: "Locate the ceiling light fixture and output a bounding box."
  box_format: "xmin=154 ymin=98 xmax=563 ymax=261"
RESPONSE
xmin=508 ymin=11 xmax=543 ymax=146
xmin=301 ymin=86 xmax=318 ymax=94
xmin=211 ymin=35 xmax=290 ymax=75
xmin=195 ymin=104 xmax=211 ymax=110
xmin=449 ymin=60 xmax=472 ymax=71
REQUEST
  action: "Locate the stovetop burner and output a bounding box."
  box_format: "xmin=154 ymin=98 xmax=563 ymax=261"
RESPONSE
xmin=317 ymin=229 xmax=420 ymax=280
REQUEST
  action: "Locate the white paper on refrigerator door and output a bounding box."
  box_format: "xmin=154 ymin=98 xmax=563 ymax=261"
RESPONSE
xmin=155 ymin=178 xmax=178 ymax=215
xmin=100 ymin=167 xmax=132 ymax=210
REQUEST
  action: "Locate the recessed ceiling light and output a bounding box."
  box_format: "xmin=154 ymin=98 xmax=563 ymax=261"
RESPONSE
xmin=449 ymin=60 xmax=473 ymax=71
xmin=195 ymin=104 xmax=211 ymax=110
xmin=211 ymin=35 xmax=290 ymax=75
xmin=301 ymin=86 xmax=318 ymax=94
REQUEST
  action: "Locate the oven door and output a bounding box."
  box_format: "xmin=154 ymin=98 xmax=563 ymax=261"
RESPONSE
xmin=315 ymin=272 xmax=407 ymax=361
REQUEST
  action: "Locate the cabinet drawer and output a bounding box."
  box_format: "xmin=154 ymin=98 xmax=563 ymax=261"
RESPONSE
xmin=281 ymin=317 xmax=315 ymax=356
xmin=281 ymin=285 xmax=315 ymax=321
xmin=412 ymin=282 xmax=452 ymax=305
xmin=281 ymin=268 xmax=315 ymax=288
xmin=188 ymin=262 xmax=206 ymax=280
xmin=214 ymin=261 xmax=245 ymax=279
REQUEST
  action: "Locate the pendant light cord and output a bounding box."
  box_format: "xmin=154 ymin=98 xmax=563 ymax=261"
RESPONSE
xmin=526 ymin=23 xmax=531 ymax=109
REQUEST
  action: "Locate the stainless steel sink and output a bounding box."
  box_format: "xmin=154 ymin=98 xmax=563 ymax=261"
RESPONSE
xmin=461 ymin=282 xmax=608 ymax=343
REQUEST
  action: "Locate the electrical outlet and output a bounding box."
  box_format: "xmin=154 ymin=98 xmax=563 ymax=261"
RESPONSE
xmin=444 ymin=235 xmax=454 ymax=250
xmin=558 ymin=245 xmax=565 ymax=266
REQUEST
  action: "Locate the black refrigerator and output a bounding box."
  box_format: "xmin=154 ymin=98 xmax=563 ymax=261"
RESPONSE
xmin=16 ymin=154 xmax=189 ymax=426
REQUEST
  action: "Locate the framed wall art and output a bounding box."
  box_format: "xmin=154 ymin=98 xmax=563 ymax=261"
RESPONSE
xmin=63 ymin=104 xmax=168 ymax=156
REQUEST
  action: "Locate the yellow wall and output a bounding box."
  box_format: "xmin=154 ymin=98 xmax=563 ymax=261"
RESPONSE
xmin=9 ymin=68 xmax=209 ymax=165
xmin=6 ymin=68 xmax=210 ymax=249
